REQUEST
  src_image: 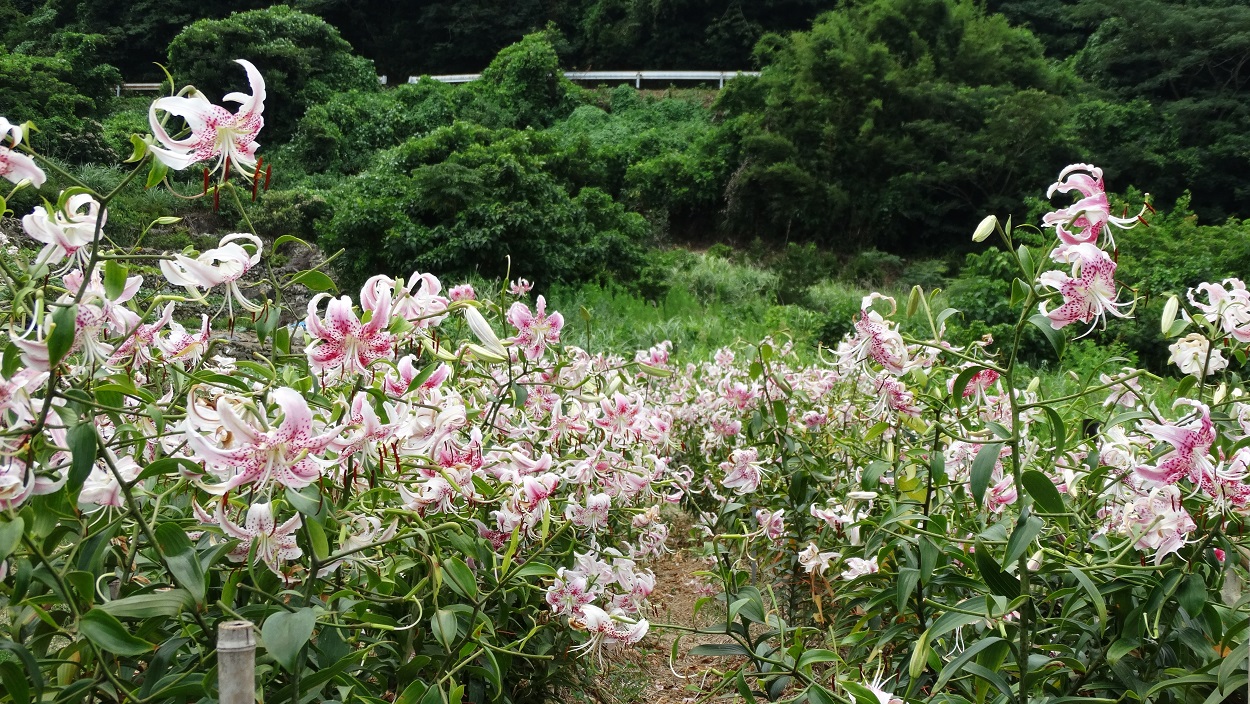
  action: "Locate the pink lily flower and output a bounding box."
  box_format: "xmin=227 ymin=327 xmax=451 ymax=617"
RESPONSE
xmin=1042 ymin=163 xmax=1142 ymax=248
xmin=110 ymin=302 xmax=175 ymax=368
xmin=305 ymin=290 xmax=396 ymax=378
xmin=1116 ymin=485 xmax=1195 ymax=565
xmin=720 ymin=447 xmax=764 ymax=494
xmin=569 ymin=605 xmax=649 ymax=661
xmin=838 ymin=294 xmax=911 ymax=374
xmin=566 ymin=492 xmax=612 ymax=531
xmin=546 ymin=568 xmax=603 ymax=617
xmin=156 ymin=315 xmax=211 ymax=364
xmin=449 ymin=283 xmax=476 ymax=301
xmin=22 ymin=193 xmax=105 ymax=267
xmin=0 ymin=117 xmax=45 ymax=187
xmin=1038 ymin=243 xmax=1128 ymax=332
xmin=160 ymin=233 xmax=263 ymax=312
xmin=798 ymin=542 xmax=840 ymax=575
xmin=1188 ymin=278 xmax=1250 ymax=342
xmin=183 ymin=386 xmax=341 ymax=493
xmin=507 ymin=295 xmax=564 ymax=360
xmin=754 ymin=508 xmax=786 ymax=540
xmin=198 ymin=500 xmax=302 ymax=581
xmin=1134 ymin=399 xmax=1215 ymax=486
xmin=148 ymin=59 xmax=265 ymax=177
xmin=362 ymin=272 xmax=449 ymax=328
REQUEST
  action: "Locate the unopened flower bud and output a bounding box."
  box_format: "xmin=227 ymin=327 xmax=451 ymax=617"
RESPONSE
xmin=1161 ymin=295 xmax=1179 ymax=336
xmin=972 ymin=215 xmax=998 ymax=242
xmin=1027 ymin=550 xmax=1043 ymax=572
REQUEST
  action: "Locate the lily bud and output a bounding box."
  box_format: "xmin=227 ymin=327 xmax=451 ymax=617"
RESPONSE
xmin=1215 ymin=383 xmax=1228 ymax=405
xmin=463 ymin=306 xmax=506 ymax=358
xmin=1161 ymin=295 xmax=1179 ymax=335
xmin=1027 ymin=550 xmax=1043 ymax=572
xmin=972 ymin=214 xmax=998 ymax=242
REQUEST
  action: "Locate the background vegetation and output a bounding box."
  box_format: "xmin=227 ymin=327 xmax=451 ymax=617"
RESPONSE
xmin=2 ymin=0 xmax=1248 ymax=374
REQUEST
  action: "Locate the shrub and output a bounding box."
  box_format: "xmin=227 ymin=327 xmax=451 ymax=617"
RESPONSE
xmin=168 ymin=6 xmax=379 ymax=143
xmin=318 ymin=122 xmax=650 ymax=288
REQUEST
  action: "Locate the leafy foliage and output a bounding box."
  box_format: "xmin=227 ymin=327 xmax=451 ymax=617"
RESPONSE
xmin=168 ymin=5 xmax=379 ymax=142
xmin=318 ymin=122 xmax=649 ymax=288
xmin=716 ymin=0 xmax=1074 ymax=251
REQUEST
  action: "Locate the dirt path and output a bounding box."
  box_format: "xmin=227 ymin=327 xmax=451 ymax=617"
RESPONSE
xmin=584 ymin=525 xmax=748 ymax=704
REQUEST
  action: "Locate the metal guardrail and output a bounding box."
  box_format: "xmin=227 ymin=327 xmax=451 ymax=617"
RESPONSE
xmin=409 ymin=70 xmax=760 ymax=88
xmin=119 ymin=70 xmax=750 ymax=97
xmin=117 ymin=75 xmax=388 ymax=96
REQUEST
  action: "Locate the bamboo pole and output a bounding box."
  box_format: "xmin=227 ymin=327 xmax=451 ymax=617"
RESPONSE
xmin=217 ymin=620 xmax=256 ymax=704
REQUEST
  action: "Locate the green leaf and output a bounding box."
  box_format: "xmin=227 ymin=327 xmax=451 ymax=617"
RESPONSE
xmin=0 ymin=641 xmax=41 ymax=698
xmin=736 ymin=672 xmax=758 ymax=702
xmin=896 ymin=567 xmax=920 ymax=612
xmin=135 ymin=457 xmax=199 ymax=483
xmin=969 ymin=443 xmax=1002 ymax=509
xmin=441 ymin=557 xmax=479 ymax=600
xmin=1004 ymin=514 xmax=1044 ymax=566
xmin=2 ymin=343 xmax=19 ymax=378
xmin=1106 ymin=638 xmax=1138 ymax=665
xmin=0 ymin=661 xmax=30 ymax=704
xmin=1043 ymin=406 xmax=1066 ymax=461
xmin=79 ymin=608 xmax=156 ymax=656
xmin=262 ymin=607 xmax=316 ymax=672
xmin=288 ymin=270 xmax=337 ymax=293
xmin=153 ymin=522 xmax=206 ymax=604
xmin=432 ymin=608 xmax=458 ymax=651
xmin=1022 ymin=470 xmax=1067 ymax=528
xmin=254 ymin=304 xmax=281 ymax=344
xmin=511 ymin=561 xmax=555 ymax=579
xmin=145 ymin=158 xmax=169 ymax=189
xmin=306 ymin=519 xmax=330 ymax=561
xmin=1016 ymin=244 xmax=1035 ymax=281
xmin=102 ymin=260 xmax=129 ymax=300
xmin=797 ymin=649 xmax=839 ymax=670
xmin=98 ymin=590 xmax=193 ymax=619
xmin=66 ymin=422 xmax=97 ymax=494
xmin=1066 ymin=566 xmax=1108 ymax=633
xmin=1028 ymin=313 xmax=1065 ymax=358
xmin=47 ymin=304 xmax=77 ymax=368
xmin=1178 ymin=573 xmax=1206 ymax=617
xmin=806 ymin=684 xmax=836 ymax=704
xmin=974 ymin=540 xmax=1020 ymax=597
xmin=932 ymin=636 xmax=1004 ymax=693
xmin=273 ymin=234 xmax=312 ymax=251
xmin=124 ymin=134 xmax=148 ymax=162
xmin=395 ymin=680 xmax=432 ymax=704
xmin=964 ymin=662 xmax=1015 ymax=701
xmin=1010 ymin=278 xmax=1030 ymax=309
xmin=0 ymin=518 xmax=23 ymax=563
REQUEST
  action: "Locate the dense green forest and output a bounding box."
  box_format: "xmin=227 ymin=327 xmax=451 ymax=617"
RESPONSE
xmin=2 ymin=0 xmax=1249 ymax=369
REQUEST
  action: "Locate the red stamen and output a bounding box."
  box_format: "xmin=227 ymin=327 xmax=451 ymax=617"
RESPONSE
xmin=252 ymin=157 xmax=263 ymax=201
xmin=213 ymin=186 xmax=220 ymax=212
xmin=223 ymin=156 xmax=231 ymax=182
xmin=264 ymin=164 xmax=272 ymax=191
xmin=1136 ymin=215 xmax=1150 ymax=227
xmin=1144 ymin=201 xmax=1157 ymax=214
xmin=202 ymin=168 xmax=210 ymax=196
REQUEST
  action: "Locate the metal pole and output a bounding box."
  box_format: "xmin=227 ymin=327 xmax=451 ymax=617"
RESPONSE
xmin=217 ymin=620 xmax=256 ymax=704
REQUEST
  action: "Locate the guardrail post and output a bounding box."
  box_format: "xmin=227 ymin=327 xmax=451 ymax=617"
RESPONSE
xmin=218 ymin=620 xmax=256 ymax=704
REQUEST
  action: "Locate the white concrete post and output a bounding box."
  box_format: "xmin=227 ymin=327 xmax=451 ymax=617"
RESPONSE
xmin=217 ymin=620 xmax=256 ymax=704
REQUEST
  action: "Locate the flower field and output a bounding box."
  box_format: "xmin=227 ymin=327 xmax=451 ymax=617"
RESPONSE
xmin=0 ymin=59 xmax=1247 ymax=704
